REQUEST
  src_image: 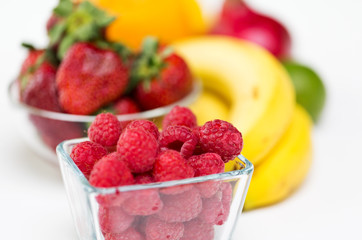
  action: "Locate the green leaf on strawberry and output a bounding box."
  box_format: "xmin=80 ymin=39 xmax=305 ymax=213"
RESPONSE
xmin=53 ymin=0 xmax=73 ymax=17
xmin=49 ymin=0 xmax=116 ymax=59
xmin=128 ymin=37 xmax=173 ymax=93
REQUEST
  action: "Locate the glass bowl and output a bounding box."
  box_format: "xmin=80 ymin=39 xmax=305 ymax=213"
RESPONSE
xmin=56 ymin=138 xmax=253 ymax=240
xmin=8 ymin=80 xmax=201 ymax=164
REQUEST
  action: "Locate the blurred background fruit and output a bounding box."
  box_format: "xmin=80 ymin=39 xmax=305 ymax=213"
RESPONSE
xmin=244 ymin=104 xmax=312 ymax=210
xmin=283 ymin=60 xmax=326 ymax=122
xmin=173 ymin=36 xmax=295 ymax=166
xmin=210 ymin=0 xmax=291 ymax=59
xmin=90 ymin=0 xmax=207 ymax=49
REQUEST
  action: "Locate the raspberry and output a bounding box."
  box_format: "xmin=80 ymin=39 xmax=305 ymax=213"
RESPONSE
xmin=180 ymin=218 xmax=214 ymax=240
xmin=126 ymin=120 xmax=159 ymax=140
xmin=157 ymin=187 xmax=202 ymax=222
xmin=122 ymin=189 xmax=163 ymax=216
xmin=88 ymin=113 xmax=123 ymax=147
xmin=145 ymin=216 xmax=184 ymax=240
xmin=134 ymin=216 xmax=147 ymax=235
xmin=198 ymin=192 xmax=224 ymax=224
xmin=153 ymin=150 xmax=194 ymax=182
xmin=104 ymin=227 xmax=145 ymax=240
xmin=97 ymin=191 xmax=131 ymax=208
xmin=215 ymin=182 xmax=233 ymax=225
xmin=162 ymin=106 xmax=197 ymax=129
xmin=159 ymin=126 xmax=198 ymax=159
xmin=70 ymin=141 xmax=107 ymax=179
xmin=187 ymin=153 xmax=224 ymax=177
xmin=134 ymin=172 xmax=154 ymax=185
xmin=195 ymin=180 xmax=222 ymax=198
xmin=99 ymin=206 xmax=135 ymax=234
xmin=198 ymin=120 xmax=243 ymax=162
xmin=89 ymin=152 xmax=134 ymax=188
xmin=160 ymin=184 xmax=193 ymax=196
xmin=117 ymin=128 xmax=158 ymax=173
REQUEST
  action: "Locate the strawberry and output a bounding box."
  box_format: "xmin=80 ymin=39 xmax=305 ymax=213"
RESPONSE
xmin=17 ymin=45 xmax=84 ymax=150
xmin=17 ymin=46 xmax=61 ymax=112
xmin=130 ymin=38 xmax=193 ymax=110
xmin=112 ymin=97 xmax=141 ymax=115
xmin=56 ymin=42 xmax=130 ymax=115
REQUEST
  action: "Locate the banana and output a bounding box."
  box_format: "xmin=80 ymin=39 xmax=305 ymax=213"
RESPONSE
xmin=189 ymin=89 xmax=230 ymax=125
xmin=243 ymin=105 xmax=313 ymax=210
xmin=173 ymin=36 xmax=295 ymax=165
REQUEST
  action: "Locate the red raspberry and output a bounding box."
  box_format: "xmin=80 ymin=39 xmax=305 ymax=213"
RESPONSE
xmin=97 ymin=191 xmax=131 ymax=208
xmin=159 ymin=126 xmax=198 ymax=159
xmin=117 ymin=128 xmax=158 ymax=173
xmin=89 ymin=152 xmax=134 ymax=188
xmin=126 ymin=120 xmax=160 ymax=140
xmin=134 ymin=216 xmax=147 ymax=235
xmin=198 ymin=192 xmax=224 ymax=224
xmin=215 ymin=182 xmax=233 ymax=225
xmin=195 ymin=180 xmax=222 ymax=198
xmin=122 ymin=189 xmax=163 ymax=216
xmin=180 ymin=218 xmax=214 ymax=240
xmin=99 ymin=205 xmax=135 ymax=234
xmin=134 ymin=172 xmax=154 ymax=184
xmin=162 ymin=106 xmax=197 ymax=129
xmin=70 ymin=141 xmax=107 ymax=179
xmin=153 ymin=150 xmax=194 ymax=182
xmin=88 ymin=113 xmax=123 ymax=147
xmin=160 ymin=183 xmax=193 ymax=196
xmin=187 ymin=153 xmax=224 ymax=177
xmin=157 ymin=187 xmax=202 ymax=222
xmin=198 ymin=120 xmax=243 ymax=162
xmin=145 ymin=216 xmax=184 ymax=240
xmin=104 ymin=227 xmax=145 ymax=240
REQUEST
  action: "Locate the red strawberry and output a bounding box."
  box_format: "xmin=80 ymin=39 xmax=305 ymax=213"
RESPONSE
xmin=109 ymin=97 xmax=141 ymax=128
xmin=112 ymin=97 xmax=141 ymax=115
xmin=17 ymin=48 xmax=61 ymax=112
xmin=17 ymin=47 xmax=83 ymax=151
xmin=131 ymin=38 xmax=193 ymax=110
xmin=56 ymin=42 xmax=130 ymax=115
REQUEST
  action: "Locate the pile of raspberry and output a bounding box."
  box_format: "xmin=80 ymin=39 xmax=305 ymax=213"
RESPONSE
xmin=70 ymin=106 xmax=243 ymax=240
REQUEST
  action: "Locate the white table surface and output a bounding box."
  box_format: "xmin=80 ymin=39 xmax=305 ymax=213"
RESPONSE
xmin=1 ymin=0 xmax=361 ymax=239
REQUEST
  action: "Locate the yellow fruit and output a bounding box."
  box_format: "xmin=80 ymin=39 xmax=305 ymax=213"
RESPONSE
xmin=91 ymin=0 xmax=206 ymax=49
xmin=244 ymin=105 xmax=313 ymax=210
xmin=173 ymin=36 xmax=295 ymax=165
xmin=189 ymin=90 xmax=229 ymax=125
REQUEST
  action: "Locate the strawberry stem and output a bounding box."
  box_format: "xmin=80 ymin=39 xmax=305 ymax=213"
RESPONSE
xmin=127 ymin=37 xmax=174 ymax=93
xmin=49 ymin=0 xmax=116 ymax=59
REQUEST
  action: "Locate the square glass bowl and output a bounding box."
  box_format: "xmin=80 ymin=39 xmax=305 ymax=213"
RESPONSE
xmin=8 ymin=80 xmax=201 ymax=164
xmin=57 ymin=138 xmax=253 ymax=240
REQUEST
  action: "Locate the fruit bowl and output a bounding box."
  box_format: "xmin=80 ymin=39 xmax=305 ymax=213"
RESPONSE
xmin=8 ymin=80 xmax=201 ymax=164
xmin=56 ymin=138 xmax=253 ymax=240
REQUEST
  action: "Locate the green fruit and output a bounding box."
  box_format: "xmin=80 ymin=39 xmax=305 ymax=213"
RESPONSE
xmin=283 ymin=60 xmax=326 ymax=123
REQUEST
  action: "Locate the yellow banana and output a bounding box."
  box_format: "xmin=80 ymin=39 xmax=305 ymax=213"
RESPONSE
xmin=189 ymin=89 xmax=230 ymax=125
xmin=244 ymin=105 xmax=313 ymax=210
xmin=173 ymin=36 xmax=295 ymax=165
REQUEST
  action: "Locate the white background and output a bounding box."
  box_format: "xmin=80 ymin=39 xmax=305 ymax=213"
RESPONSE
xmin=1 ymin=0 xmax=362 ymax=239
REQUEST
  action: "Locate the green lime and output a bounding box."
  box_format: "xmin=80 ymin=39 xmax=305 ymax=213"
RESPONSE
xmin=283 ymin=60 xmax=326 ymax=123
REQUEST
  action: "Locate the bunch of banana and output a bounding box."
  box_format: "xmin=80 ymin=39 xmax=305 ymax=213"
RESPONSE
xmin=173 ymin=36 xmax=313 ymax=210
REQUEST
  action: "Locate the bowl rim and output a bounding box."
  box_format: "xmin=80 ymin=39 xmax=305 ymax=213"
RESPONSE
xmin=8 ymin=79 xmax=202 ymax=122
xmin=56 ymin=138 xmax=254 ymax=194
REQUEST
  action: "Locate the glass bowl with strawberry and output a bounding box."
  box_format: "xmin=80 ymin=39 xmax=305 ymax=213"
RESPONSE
xmin=56 ymin=106 xmax=253 ymax=240
xmin=8 ymin=0 xmax=200 ymax=163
